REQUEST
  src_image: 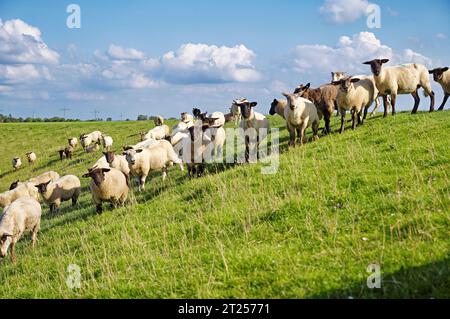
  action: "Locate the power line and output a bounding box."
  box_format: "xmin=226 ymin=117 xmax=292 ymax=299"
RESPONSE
xmin=92 ymin=109 xmax=99 ymax=121
xmin=60 ymin=107 xmax=70 ymax=119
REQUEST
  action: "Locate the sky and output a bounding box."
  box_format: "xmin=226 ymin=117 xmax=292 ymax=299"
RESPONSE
xmin=0 ymin=0 xmax=449 ymax=120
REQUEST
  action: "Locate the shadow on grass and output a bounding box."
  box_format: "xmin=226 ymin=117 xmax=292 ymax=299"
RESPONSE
xmin=309 ymin=255 xmax=450 ymax=298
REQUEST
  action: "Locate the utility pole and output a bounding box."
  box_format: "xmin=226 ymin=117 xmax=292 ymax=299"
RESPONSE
xmin=120 ymin=113 xmax=123 ymax=121
xmin=60 ymin=107 xmax=70 ymax=119
xmin=93 ymin=109 xmax=99 ymax=121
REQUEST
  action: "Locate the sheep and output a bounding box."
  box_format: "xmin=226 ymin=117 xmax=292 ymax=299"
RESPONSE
xmin=233 ymin=99 xmax=270 ymax=162
xmin=82 ymin=167 xmax=128 ymax=213
xmin=9 ymin=171 xmax=60 ymax=191
xmin=0 ymin=182 xmax=40 ymax=208
xmin=428 ymin=67 xmax=449 ymax=111
xmin=332 ymin=71 xmax=391 ymax=116
xmin=12 ymin=157 xmax=21 ymax=171
xmin=193 ymin=107 xmax=208 ymax=121
xmin=172 ymin=116 xmax=193 ymax=137
xmin=25 ymin=152 xmax=37 ymax=165
xmin=230 ymin=99 xmax=246 ymax=125
xmin=68 ymin=137 xmax=78 ymax=148
xmin=154 ymin=115 xmax=165 ymax=126
xmin=0 ymin=197 xmax=41 ymax=263
xmin=92 ymin=155 xmax=110 ymax=169
xmin=363 ymin=59 xmax=435 ymax=115
xmin=282 ymin=92 xmax=320 ymax=147
xmin=224 ymin=112 xmax=235 ymax=123
xmin=181 ymin=112 xmax=194 ymax=124
xmin=123 ymin=142 xmax=183 ymax=191
xmin=331 ymin=76 xmax=377 ymax=133
xmin=140 ymin=125 xmax=170 ymax=141
xmin=269 ymin=98 xmax=286 ymax=119
xmin=103 ymin=151 xmax=130 ymax=180
xmin=184 ymin=125 xmax=207 ymax=177
xmin=80 ymin=131 xmax=102 ymax=149
xmin=85 ymin=142 xmax=100 ymax=153
xmin=202 ymin=116 xmax=226 ymax=161
xmin=294 ymin=83 xmax=338 ymax=134
xmin=101 ymin=135 xmax=113 ymax=150
xmin=34 ymin=175 xmax=81 ymax=213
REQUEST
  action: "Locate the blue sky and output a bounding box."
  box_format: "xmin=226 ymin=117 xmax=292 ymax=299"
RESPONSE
xmin=0 ymin=0 xmax=449 ymax=120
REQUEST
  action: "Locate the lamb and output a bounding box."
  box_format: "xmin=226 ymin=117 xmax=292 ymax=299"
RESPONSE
xmin=332 ymin=71 xmax=391 ymax=117
xmin=233 ymin=99 xmax=270 ymax=162
xmin=82 ymin=167 xmax=128 ymax=213
xmin=294 ymin=83 xmax=338 ymax=134
xmin=269 ymin=98 xmax=286 ymax=119
xmin=25 ymin=152 xmax=37 ymax=164
xmin=34 ymin=175 xmax=81 ymax=213
xmin=68 ymin=137 xmax=78 ymax=148
xmin=103 ymin=151 xmax=130 ymax=180
xmin=154 ymin=115 xmax=164 ymax=126
xmin=282 ymin=92 xmax=320 ymax=147
xmin=123 ymin=142 xmax=183 ymax=191
xmin=202 ymin=116 xmax=226 ymax=161
xmin=0 ymin=197 xmax=41 ymax=263
xmin=85 ymin=142 xmax=100 ymax=153
xmin=230 ymin=99 xmax=246 ymax=125
xmin=9 ymin=171 xmax=60 ymax=191
xmin=140 ymin=125 xmax=170 ymax=141
xmin=428 ymin=67 xmax=449 ymax=110
xmin=363 ymin=59 xmax=435 ymax=115
xmin=101 ymin=135 xmax=113 ymax=150
xmin=183 ymin=125 xmax=207 ymax=177
xmin=80 ymin=131 xmax=102 ymax=149
xmin=331 ymin=77 xmax=377 ymax=133
xmin=0 ymin=183 xmax=40 ymax=208
xmin=12 ymin=157 xmax=21 ymax=170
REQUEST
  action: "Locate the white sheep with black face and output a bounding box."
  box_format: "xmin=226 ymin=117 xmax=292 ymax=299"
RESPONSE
xmin=140 ymin=125 xmax=170 ymax=141
xmin=34 ymin=175 xmax=81 ymax=213
xmin=363 ymin=59 xmax=435 ymax=115
xmin=25 ymin=152 xmax=37 ymax=164
xmin=0 ymin=197 xmax=41 ymax=263
xmin=12 ymin=157 xmax=21 ymax=170
xmin=428 ymin=67 xmax=450 ymax=110
xmin=80 ymin=131 xmax=102 ymax=148
xmin=0 ymin=183 xmax=40 ymax=208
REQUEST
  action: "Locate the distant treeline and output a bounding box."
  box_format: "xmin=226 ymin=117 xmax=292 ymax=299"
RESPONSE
xmin=0 ymin=114 xmax=81 ymax=123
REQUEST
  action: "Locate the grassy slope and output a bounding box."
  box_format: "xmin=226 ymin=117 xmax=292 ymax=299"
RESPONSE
xmin=0 ymin=111 xmax=448 ymax=298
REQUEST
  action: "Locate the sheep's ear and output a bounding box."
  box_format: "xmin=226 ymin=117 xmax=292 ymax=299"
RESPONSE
xmin=101 ymin=168 xmax=111 ymax=173
xmin=1 ymin=233 xmax=12 ymax=240
xmin=45 ymin=180 xmax=51 ymax=185
xmin=351 ymin=78 xmax=360 ymax=83
xmin=282 ymin=92 xmax=290 ymax=98
xmin=442 ymin=67 xmax=449 ymax=72
xmin=331 ymin=81 xmax=341 ymax=85
xmin=305 ymin=83 xmax=310 ymax=89
xmin=362 ymin=60 xmax=372 ymax=65
xmin=103 ymin=152 xmax=107 ymax=156
xmin=428 ymin=69 xmax=434 ymax=74
xmin=136 ymin=149 xmax=144 ymax=153
xmin=122 ymin=152 xmax=127 ymax=155
xmin=272 ymin=99 xmax=277 ymax=103
xmin=381 ymin=59 xmax=389 ymax=64
xmin=82 ymin=173 xmax=91 ymax=178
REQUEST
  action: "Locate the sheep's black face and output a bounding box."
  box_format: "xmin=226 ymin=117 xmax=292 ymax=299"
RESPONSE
xmin=0 ymin=233 xmax=12 ymax=258
xmin=83 ymin=168 xmax=110 ymax=187
xmin=363 ymin=59 xmax=389 ymax=77
xmin=294 ymin=83 xmax=310 ymax=96
xmin=429 ymin=67 xmax=448 ymax=82
xmin=9 ymin=180 xmax=19 ymax=190
xmin=193 ymin=108 xmax=201 ymax=118
xmin=269 ymin=99 xmax=278 ymax=115
xmin=104 ymin=151 xmax=115 ymax=164
xmin=238 ymin=102 xmax=257 ymax=119
xmin=35 ymin=180 xmax=51 ymax=194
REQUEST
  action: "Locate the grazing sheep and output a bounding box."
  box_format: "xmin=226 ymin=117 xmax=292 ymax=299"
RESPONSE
xmin=0 ymin=197 xmax=41 ymax=263
xmin=9 ymin=171 xmax=60 ymax=191
xmin=12 ymin=157 xmax=21 ymax=171
xmin=85 ymin=142 xmax=100 ymax=153
xmin=25 ymin=152 xmax=37 ymax=164
xmin=331 ymin=77 xmax=377 ymax=133
xmin=35 ymin=175 xmax=81 ymax=213
xmin=123 ymin=142 xmax=183 ymax=191
xmin=269 ymin=99 xmax=287 ymax=119
xmin=363 ymin=59 xmax=435 ymax=115
xmin=82 ymin=167 xmax=128 ymax=214
xmin=154 ymin=115 xmax=165 ymax=126
xmin=57 ymin=146 xmax=73 ymax=161
xmin=294 ymin=83 xmax=338 ymax=134
xmin=428 ymin=67 xmax=449 ymax=110
xmin=0 ymin=183 xmax=39 ymax=208
xmin=68 ymin=137 xmax=78 ymax=148
xmin=80 ymin=131 xmax=102 ymax=149
xmin=102 ymin=135 xmax=114 ymax=150
xmin=282 ymin=92 xmax=320 ymax=147
xmin=233 ymin=100 xmax=270 ymax=162
xmin=103 ymin=151 xmax=130 ymax=180
xmin=140 ymin=125 xmax=170 ymax=141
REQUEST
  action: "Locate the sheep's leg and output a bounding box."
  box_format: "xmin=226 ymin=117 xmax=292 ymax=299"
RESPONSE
xmin=245 ymin=136 xmax=250 ymax=162
xmin=287 ymin=124 xmax=295 ymax=147
xmin=162 ymin=167 xmax=168 ymax=181
xmin=382 ymin=96 xmax=389 ymax=117
xmin=50 ymin=203 xmax=56 ymax=214
xmin=139 ymin=175 xmax=147 ymax=191
xmin=351 ymin=110 xmax=357 ymax=130
xmin=10 ymin=241 xmax=16 ymax=263
xmin=312 ymin=120 xmax=320 ymax=141
xmin=295 ymin=127 xmax=302 ymax=145
xmin=96 ymin=204 xmax=103 ymax=214
xmin=411 ymin=90 xmax=420 ymax=114
xmin=323 ymin=112 xmax=331 ymax=135
xmin=391 ymin=94 xmax=397 ymax=115
xmin=370 ymin=97 xmax=381 ymax=117
xmin=428 ymin=90 xmax=435 ymax=112
xmin=339 ymin=110 xmax=346 ymax=134
xmin=438 ymin=93 xmax=449 ymax=111
xmin=357 ymin=110 xmax=362 ymax=126
xmin=299 ymin=121 xmax=308 ymax=146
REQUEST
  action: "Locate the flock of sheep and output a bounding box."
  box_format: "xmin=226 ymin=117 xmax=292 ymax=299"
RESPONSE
xmin=0 ymin=59 xmax=448 ymax=263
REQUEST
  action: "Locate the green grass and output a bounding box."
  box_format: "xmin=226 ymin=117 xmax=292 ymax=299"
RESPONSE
xmin=0 ymin=111 xmax=449 ymax=298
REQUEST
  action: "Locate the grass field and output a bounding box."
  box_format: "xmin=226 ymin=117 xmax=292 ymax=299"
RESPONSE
xmin=0 ymin=111 xmax=449 ymax=298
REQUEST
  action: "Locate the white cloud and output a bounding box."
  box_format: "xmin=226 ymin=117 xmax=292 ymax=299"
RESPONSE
xmin=288 ymin=32 xmax=432 ymax=80
xmin=158 ymin=43 xmax=262 ymax=83
xmin=319 ymin=0 xmax=374 ymax=24
xmin=107 ymin=44 xmax=145 ymax=60
xmin=0 ymin=64 xmax=52 ymax=84
xmin=0 ymin=19 xmax=59 ymax=64
xmin=435 ymin=33 xmax=446 ymax=40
